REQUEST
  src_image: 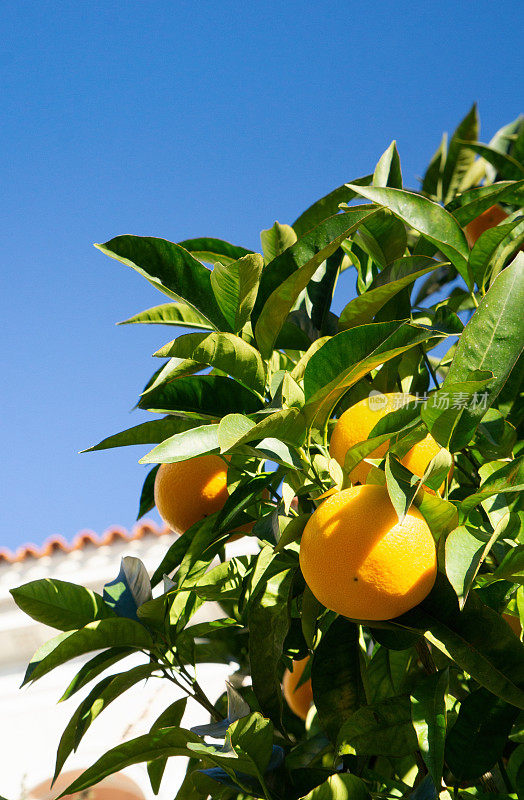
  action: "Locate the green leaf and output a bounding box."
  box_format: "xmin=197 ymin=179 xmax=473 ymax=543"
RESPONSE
xmin=414 ymin=489 xmax=458 ymax=541
xmin=459 ymin=456 xmax=524 ymax=520
xmin=140 ymin=424 xmax=219 ymax=464
xmin=23 ymin=618 xmax=153 ymax=685
xmin=469 ymin=218 xmax=524 ymax=290
xmin=254 ymin=206 xmax=378 ymax=358
xmin=421 ymin=132 xmax=446 ymax=199
xmin=346 ymin=184 xmax=471 ymax=288
xmin=137 ymin=465 xmax=158 ymax=519
xmin=445 ymin=688 xmax=519 ymax=781
xmin=338 ymin=257 xmax=443 ymax=331
xmin=299 ymin=774 xmax=370 ymax=800
xmin=441 ymin=104 xmax=479 ymax=203
xmin=292 ymin=174 xmax=372 ymax=237
xmin=248 ymin=567 xmax=294 ymax=725
xmin=303 ymin=321 xmax=442 ymax=426
xmin=374 ymin=141 xmax=402 ymax=188
xmin=385 ymin=454 xmax=420 ymax=523
xmin=147 ymin=698 xmax=188 ymax=793
xmin=11 ymin=579 xmax=114 ymax=631
xmin=337 ymin=695 xmax=418 ymax=757
xmin=261 ymin=221 xmax=297 ymax=262
xmin=221 ymin=407 xmax=307 ymax=450
xmin=178 ymin=236 xmax=252 ymax=265
xmin=192 ymin=556 xmax=251 ymax=601
xmin=58 ymin=648 xmax=133 ymax=702
xmin=154 ymin=332 xmax=266 ymax=396
xmin=54 ymin=664 xmax=156 ymax=780
xmin=95 ymin=236 xmax=230 ymax=330
xmin=210 ymin=253 xmax=264 ymax=333
xmin=410 ymin=669 xmax=448 ymax=787
xmin=400 ymin=575 xmax=524 ymax=708
xmin=420 ymin=374 xmax=492 ymax=452
xmin=457 ymin=141 xmax=524 ymax=181
xmin=118 ymin=302 xmax=213 ymax=329
xmin=138 ymin=374 xmax=262 ymax=417
xmin=311 ymin=617 xmax=365 ymax=742
xmin=452 ymin=179 xmax=524 ymax=226
xmin=58 ymin=728 xmax=204 ymax=797
xmin=228 ymin=712 xmax=275 ymax=776
xmin=83 ymin=416 xmax=199 ymax=452
xmin=429 ymin=254 xmax=524 ymax=449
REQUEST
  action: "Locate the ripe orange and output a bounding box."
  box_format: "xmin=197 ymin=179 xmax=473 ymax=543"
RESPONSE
xmin=299 ymin=484 xmax=437 ymax=621
xmin=282 ymin=657 xmax=313 ymax=720
xmin=503 ymin=612 xmax=522 ymax=638
xmin=464 ymin=205 xmax=508 ymax=248
xmin=154 ymin=454 xmax=243 ymax=537
xmin=330 ymin=393 xmax=442 ymax=486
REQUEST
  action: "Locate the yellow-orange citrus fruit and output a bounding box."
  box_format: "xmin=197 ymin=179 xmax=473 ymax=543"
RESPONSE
xmin=299 ymin=484 xmax=437 ymax=621
xmin=154 ymin=455 xmax=232 ymax=536
xmin=282 ymin=657 xmax=313 ymax=720
xmin=330 ymin=393 xmax=441 ymax=486
xmin=464 ymin=205 xmax=508 ymax=248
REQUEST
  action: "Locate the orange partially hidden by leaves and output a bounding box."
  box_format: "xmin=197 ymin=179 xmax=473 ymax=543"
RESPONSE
xmin=154 ymin=454 xmax=248 ymax=539
xmin=329 ymin=393 xmax=442 ymax=487
xmin=464 ymin=205 xmax=508 ymax=248
xmin=503 ymin=612 xmax=522 ymax=638
xmin=282 ymin=657 xmax=313 ymax=720
xmin=299 ymin=484 xmax=437 ymax=621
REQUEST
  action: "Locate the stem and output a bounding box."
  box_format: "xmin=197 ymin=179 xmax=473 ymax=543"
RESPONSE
xmin=470 ymin=291 xmax=479 ymax=308
xmin=498 ymin=758 xmax=513 ymax=794
xmin=422 ymin=349 xmax=440 ymax=390
xmin=416 ymin=637 xmax=437 ymax=675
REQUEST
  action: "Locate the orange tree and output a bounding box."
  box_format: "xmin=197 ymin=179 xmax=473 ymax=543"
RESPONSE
xmin=11 ymin=106 xmax=524 ymax=800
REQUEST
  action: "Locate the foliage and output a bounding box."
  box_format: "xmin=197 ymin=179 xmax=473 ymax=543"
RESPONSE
xmin=11 ymin=107 xmax=524 ymax=799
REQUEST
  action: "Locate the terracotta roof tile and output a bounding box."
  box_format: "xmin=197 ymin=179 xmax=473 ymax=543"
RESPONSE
xmin=0 ymin=521 xmax=172 ymax=564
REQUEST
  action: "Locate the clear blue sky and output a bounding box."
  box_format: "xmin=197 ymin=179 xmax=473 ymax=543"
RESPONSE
xmin=1 ymin=1 xmax=522 ymax=550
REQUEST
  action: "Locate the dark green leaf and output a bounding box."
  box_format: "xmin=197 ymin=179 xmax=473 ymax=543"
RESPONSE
xmin=138 ymin=374 xmax=262 ymax=417
xmin=410 ymin=669 xmax=448 ymax=787
xmin=95 ymin=236 xmax=230 ymax=330
xmin=178 ymin=237 xmax=252 ymax=265
xmin=452 ymin=179 xmax=524 ymax=226
xmin=457 ymin=141 xmax=524 ymax=181
xmin=59 ymin=648 xmax=133 ymax=702
xmin=23 ymin=618 xmax=153 ymax=685
xmin=147 ymin=698 xmax=188 ymax=793
xmin=248 ymin=567 xmax=294 ymax=725
xmin=445 ymin=688 xmax=519 ymax=780
xmin=311 ymin=618 xmax=365 ymax=742
xmin=337 ymin=695 xmax=418 ymax=757
xmin=442 ymin=104 xmax=479 ymax=203
xmin=137 ymin=465 xmax=159 ymax=519
xmin=459 ymin=456 xmax=524 ymax=520
xmin=374 ymin=141 xmax=402 ymax=189
xmin=11 ymin=579 xmax=114 ymax=631
xmin=469 ymin=218 xmax=524 ymax=289
xmin=254 ymin=206 xmax=378 ymax=358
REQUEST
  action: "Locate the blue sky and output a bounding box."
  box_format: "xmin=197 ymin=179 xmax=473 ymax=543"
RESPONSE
xmin=1 ymin=1 xmax=522 ymax=550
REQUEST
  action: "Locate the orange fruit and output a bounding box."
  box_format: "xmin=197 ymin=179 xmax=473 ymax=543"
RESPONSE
xmin=464 ymin=205 xmax=508 ymax=248
xmin=330 ymin=393 xmax=442 ymax=486
xmin=299 ymin=484 xmax=437 ymax=621
xmin=282 ymin=657 xmax=313 ymax=720
xmin=503 ymin=612 xmax=522 ymax=638
xmin=154 ymin=454 xmax=246 ymax=537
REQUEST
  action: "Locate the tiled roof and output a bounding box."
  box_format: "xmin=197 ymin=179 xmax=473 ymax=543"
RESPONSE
xmin=0 ymin=521 xmax=171 ymax=564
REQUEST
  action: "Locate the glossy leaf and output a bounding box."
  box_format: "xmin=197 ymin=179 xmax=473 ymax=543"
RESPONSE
xmin=441 ymin=104 xmax=478 ymax=203
xmin=410 ymin=669 xmax=448 ymax=787
xmin=248 ymin=567 xmax=294 ymax=725
xmin=346 ymin=184 xmax=471 ymax=287
xmin=11 ymin=579 xmax=114 ymax=631
xmin=337 ymin=695 xmax=418 ymax=757
xmin=459 ymin=455 xmax=524 ymax=519
xmin=138 ymin=374 xmax=262 ymax=417
xmin=178 ymin=236 xmax=252 ymax=265
xmin=311 ymin=617 xmax=365 ymax=742
xmin=23 ymin=618 xmax=153 ymax=685
xmin=154 ymin=331 xmax=266 ymax=395
xmin=338 ymin=257 xmax=443 ymax=331
xmin=147 ymin=698 xmax=188 ymax=793
xmin=139 ymin=424 xmax=220 ymax=464
xmin=118 ymin=302 xmax=213 ymax=329
xmin=103 ymin=557 xmax=152 ymax=620
xmin=137 ymin=465 xmax=158 ymax=519
xmin=260 ymin=221 xmax=297 ymax=262
xmin=83 ymin=416 xmax=199 ymax=452
xmin=95 ymin=236 xmax=230 ymax=330
xmin=457 ymin=141 xmax=524 ymax=181
xmin=469 ymin=218 xmax=524 ymax=289
xmin=210 ymin=253 xmax=264 ymax=333
xmin=58 ymin=648 xmax=133 ymax=702
xmin=452 ymin=179 xmax=524 ymax=226
xmin=373 ymin=141 xmax=402 ymax=188
xmin=254 ymin=206 xmax=378 ymax=357
xmin=299 ymin=774 xmax=370 ymax=800
xmin=445 ymin=688 xmax=519 ymax=781
xmin=291 ymin=174 xmax=372 ymax=237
